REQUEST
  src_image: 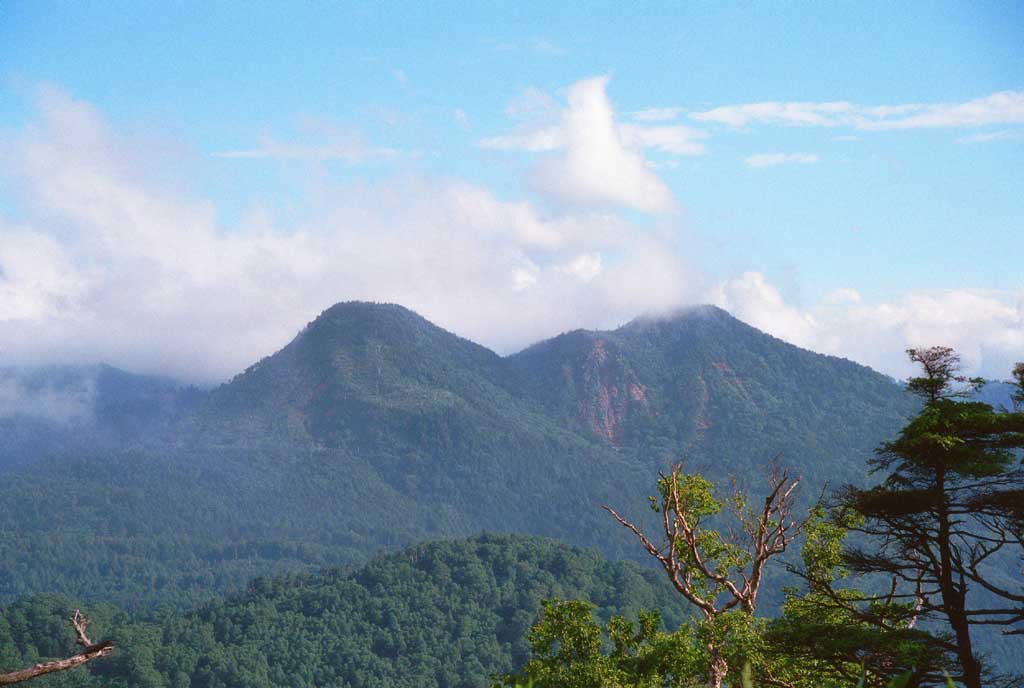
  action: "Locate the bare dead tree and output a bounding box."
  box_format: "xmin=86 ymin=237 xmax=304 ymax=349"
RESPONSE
xmin=603 ymin=463 xmax=810 ymax=688
xmin=0 ymin=610 xmax=113 ymax=685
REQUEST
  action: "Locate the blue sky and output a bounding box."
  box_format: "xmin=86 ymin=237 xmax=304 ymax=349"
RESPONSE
xmin=1 ymin=1 xmax=1022 ymax=381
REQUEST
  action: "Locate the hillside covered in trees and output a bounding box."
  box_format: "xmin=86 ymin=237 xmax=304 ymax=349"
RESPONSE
xmin=0 ymin=535 xmax=690 ymax=688
xmin=0 ymin=303 xmax=919 ymax=609
xmin=1 ymin=306 xmax=1021 ymax=687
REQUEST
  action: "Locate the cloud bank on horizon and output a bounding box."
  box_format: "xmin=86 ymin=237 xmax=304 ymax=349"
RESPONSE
xmin=0 ymin=78 xmax=1021 ymax=384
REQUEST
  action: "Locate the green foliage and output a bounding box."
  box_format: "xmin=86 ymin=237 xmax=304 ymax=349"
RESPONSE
xmin=0 ymin=303 xmax=919 ymax=611
xmin=1 ymin=535 xmax=689 ymax=688
xmin=773 ymin=349 xmax=1024 ymax=687
xmin=497 ymin=598 xmax=719 ymax=688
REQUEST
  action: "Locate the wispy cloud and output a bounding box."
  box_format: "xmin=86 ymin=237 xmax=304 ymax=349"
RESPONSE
xmin=212 ymin=140 xmax=398 ymax=162
xmin=480 ymin=126 xmax=564 ymax=152
xmin=692 ymin=91 xmax=1024 ymax=131
xmin=484 ymin=37 xmax=566 ymax=56
xmin=630 ymin=107 xmax=686 ymax=122
xmin=693 ymin=101 xmax=854 ymax=128
xmin=744 ymin=153 xmax=819 ymax=168
xmin=956 ymin=129 xmax=1024 ymax=144
xmin=619 ymin=123 xmax=708 ymax=155
xmin=710 ymin=273 xmax=1024 ymax=379
xmin=530 ymin=38 xmax=566 ymax=56
xmin=0 ymin=370 xmax=96 ymax=424
xmin=482 ymin=76 xmax=707 ymax=213
xmin=212 ymin=119 xmax=399 ymax=162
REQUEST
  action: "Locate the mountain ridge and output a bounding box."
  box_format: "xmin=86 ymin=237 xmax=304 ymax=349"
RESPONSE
xmin=0 ymin=300 xmax=921 ymax=608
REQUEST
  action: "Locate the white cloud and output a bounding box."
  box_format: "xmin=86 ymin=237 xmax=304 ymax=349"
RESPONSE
xmin=3 ymin=86 xmax=1017 ymax=386
xmin=744 ymin=153 xmax=819 ymax=168
xmin=619 ymin=123 xmax=708 ymax=155
xmin=530 ymin=38 xmax=565 ymax=56
xmin=710 ymin=273 xmax=1024 ymax=379
xmin=512 ymin=264 xmax=539 ymax=291
xmin=709 ymin=272 xmax=820 ymax=348
xmin=213 ymin=118 xmax=399 ymax=162
xmin=691 ymin=91 xmax=1024 ymax=131
xmin=956 ymin=129 xmax=1024 ymax=144
xmin=212 ymin=141 xmax=398 ymax=162
xmin=480 ymin=125 xmax=564 ymax=152
xmin=824 ymin=288 xmax=862 ymax=305
xmin=484 ymin=37 xmax=566 ymax=56
xmin=693 ymin=101 xmax=855 ymax=128
xmin=557 ymin=253 xmax=603 ymax=282
xmin=860 ymin=91 xmax=1024 ymax=130
xmin=630 ymin=107 xmax=686 ymax=122
xmin=482 ymin=76 xmax=707 ymax=213
xmin=0 ymin=224 xmax=87 ymax=321
xmin=503 ymin=86 xmax=560 ymax=122
xmin=0 ymin=87 xmax=699 ymax=382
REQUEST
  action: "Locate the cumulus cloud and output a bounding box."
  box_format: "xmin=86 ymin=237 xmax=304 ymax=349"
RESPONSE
xmin=691 ymin=91 xmax=1024 ymax=132
xmin=482 ymin=76 xmax=707 ymax=213
xmin=710 ymin=273 xmax=1024 ymax=380
xmin=2 ymin=85 xmax=1017 ymax=386
xmin=709 ymin=272 xmax=820 ymax=348
xmin=0 ymin=87 xmax=699 ymax=382
xmin=744 ymin=153 xmax=819 ymax=168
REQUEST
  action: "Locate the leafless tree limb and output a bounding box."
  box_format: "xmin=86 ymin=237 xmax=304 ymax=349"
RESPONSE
xmin=0 ymin=610 xmax=113 ymax=686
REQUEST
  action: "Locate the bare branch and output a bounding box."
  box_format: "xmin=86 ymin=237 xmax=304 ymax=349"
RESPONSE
xmin=0 ymin=610 xmax=113 ymax=686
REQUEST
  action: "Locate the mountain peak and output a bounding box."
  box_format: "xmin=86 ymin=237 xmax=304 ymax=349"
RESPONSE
xmin=295 ymin=300 xmax=500 ymax=365
xmin=619 ymin=303 xmax=734 ymax=331
xmin=306 ymin=300 xmax=431 ymax=335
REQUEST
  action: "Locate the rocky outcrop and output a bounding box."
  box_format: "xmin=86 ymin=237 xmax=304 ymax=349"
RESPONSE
xmin=576 ymin=339 xmax=649 ymax=445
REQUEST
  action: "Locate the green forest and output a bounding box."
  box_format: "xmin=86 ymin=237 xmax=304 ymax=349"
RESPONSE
xmin=1 ymin=307 xmax=1022 ymax=687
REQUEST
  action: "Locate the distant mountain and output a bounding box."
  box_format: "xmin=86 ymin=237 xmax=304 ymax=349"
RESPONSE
xmin=1 ymin=534 xmax=690 ymax=688
xmin=508 ymin=305 xmax=915 ymax=483
xmin=972 ymin=379 xmax=1019 ymax=411
xmin=0 ymin=302 xmax=921 ymax=607
xmin=0 ymin=364 xmax=200 ymax=472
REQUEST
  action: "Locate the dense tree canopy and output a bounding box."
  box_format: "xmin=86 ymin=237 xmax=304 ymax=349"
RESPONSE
xmin=0 ymin=536 xmax=689 ymax=688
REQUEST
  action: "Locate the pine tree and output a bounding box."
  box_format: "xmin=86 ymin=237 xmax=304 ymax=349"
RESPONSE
xmin=835 ymin=348 xmax=1024 ymax=688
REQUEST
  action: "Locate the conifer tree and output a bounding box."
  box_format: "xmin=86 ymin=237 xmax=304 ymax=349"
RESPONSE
xmin=835 ymin=348 xmax=1024 ymax=688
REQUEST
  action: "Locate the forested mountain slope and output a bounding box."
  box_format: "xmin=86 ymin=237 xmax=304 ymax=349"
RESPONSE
xmin=0 ymin=302 xmax=920 ymax=608
xmin=0 ymin=535 xmax=690 ymax=688
xmin=507 ymin=305 xmax=916 ymax=483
